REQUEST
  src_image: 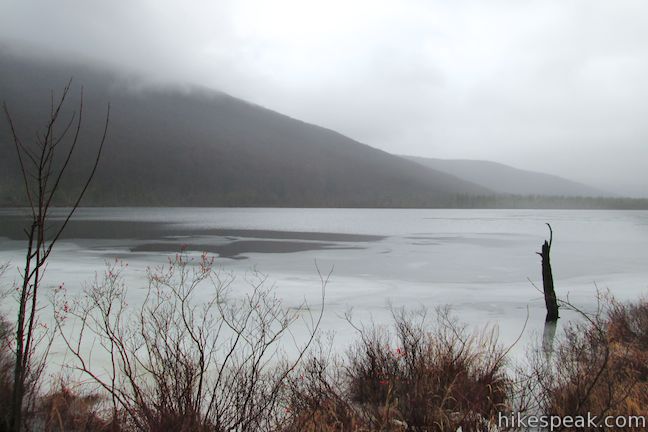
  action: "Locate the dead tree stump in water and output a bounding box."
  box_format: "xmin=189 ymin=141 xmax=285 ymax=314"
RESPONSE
xmin=538 ymin=223 xmax=559 ymax=322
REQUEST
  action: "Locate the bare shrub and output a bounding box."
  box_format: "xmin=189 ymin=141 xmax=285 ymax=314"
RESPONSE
xmin=0 ymin=310 xmax=47 ymax=432
xmin=523 ymin=295 xmax=648 ymax=431
xmin=283 ymin=308 xmax=512 ymax=432
xmin=282 ymin=339 xmax=364 ymax=432
xmin=55 ymin=252 xmax=324 ymax=432
xmin=1 ymin=315 xmax=14 ymax=427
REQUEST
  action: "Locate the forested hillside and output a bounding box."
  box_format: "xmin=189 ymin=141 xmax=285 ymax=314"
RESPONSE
xmin=0 ymin=51 xmax=489 ymax=207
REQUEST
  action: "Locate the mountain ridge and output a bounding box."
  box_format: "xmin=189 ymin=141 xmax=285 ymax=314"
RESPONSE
xmin=3 ymin=50 xmax=646 ymax=209
xmin=0 ymin=51 xmax=491 ymax=208
xmin=404 ymin=156 xmax=610 ymax=198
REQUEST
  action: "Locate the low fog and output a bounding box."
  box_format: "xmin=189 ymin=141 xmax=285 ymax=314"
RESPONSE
xmin=1 ymin=0 xmax=647 ymax=196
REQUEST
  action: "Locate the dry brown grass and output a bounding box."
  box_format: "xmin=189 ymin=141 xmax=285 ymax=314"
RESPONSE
xmin=37 ymin=383 xmax=118 ymax=432
xmin=282 ymin=308 xmax=512 ymax=432
xmin=532 ymin=297 xmax=648 ymax=432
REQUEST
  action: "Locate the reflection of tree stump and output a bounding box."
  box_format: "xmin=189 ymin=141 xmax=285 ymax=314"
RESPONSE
xmin=542 ymin=320 xmax=557 ymax=359
xmin=538 ymin=224 xmax=559 ymax=323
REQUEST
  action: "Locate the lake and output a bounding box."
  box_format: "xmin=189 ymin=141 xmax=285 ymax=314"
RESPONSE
xmin=1 ymin=207 xmax=648 ymax=362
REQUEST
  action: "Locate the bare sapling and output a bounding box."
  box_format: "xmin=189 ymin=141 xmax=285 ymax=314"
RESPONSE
xmin=3 ymin=81 xmax=109 ymax=432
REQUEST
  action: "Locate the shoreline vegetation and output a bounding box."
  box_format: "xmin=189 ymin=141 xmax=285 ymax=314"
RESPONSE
xmin=1 ymin=254 xmax=647 ymax=431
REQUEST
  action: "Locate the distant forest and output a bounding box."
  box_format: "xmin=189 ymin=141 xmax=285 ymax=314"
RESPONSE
xmin=2 ymin=178 xmax=647 ymax=209
xmin=449 ymin=194 xmax=648 ymax=210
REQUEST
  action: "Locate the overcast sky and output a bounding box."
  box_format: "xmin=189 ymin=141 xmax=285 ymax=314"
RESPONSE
xmin=2 ymin=0 xmax=647 ymax=194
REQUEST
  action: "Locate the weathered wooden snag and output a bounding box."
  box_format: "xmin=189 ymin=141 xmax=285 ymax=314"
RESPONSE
xmin=538 ymin=223 xmax=559 ymax=323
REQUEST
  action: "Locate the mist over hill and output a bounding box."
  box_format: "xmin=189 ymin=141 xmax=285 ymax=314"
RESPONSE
xmin=2 ymin=51 xmax=647 ymax=210
xmin=1 ymin=51 xmax=492 ymax=207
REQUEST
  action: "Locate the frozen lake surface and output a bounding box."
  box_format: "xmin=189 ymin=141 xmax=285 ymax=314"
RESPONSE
xmin=2 ymin=207 xmax=648 ymax=364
